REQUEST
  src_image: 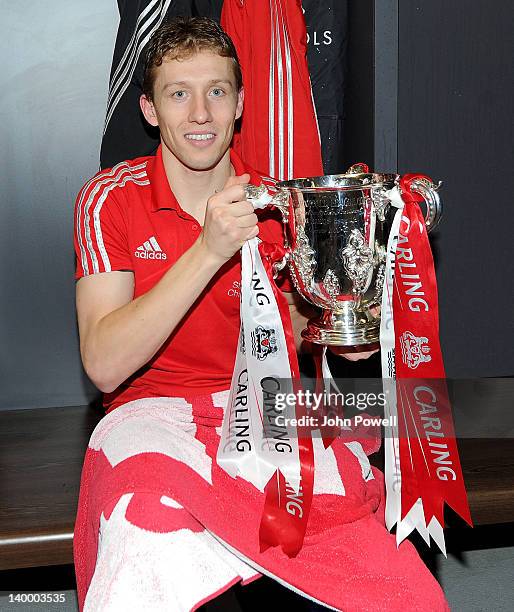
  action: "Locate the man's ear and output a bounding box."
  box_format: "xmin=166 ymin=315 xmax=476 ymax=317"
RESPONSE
xmin=140 ymin=94 xmax=159 ymax=127
xmin=235 ymin=87 xmax=244 ymax=121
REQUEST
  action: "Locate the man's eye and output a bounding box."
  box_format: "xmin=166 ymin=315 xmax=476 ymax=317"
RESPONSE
xmin=172 ymin=90 xmax=186 ymax=99
xmin=211 ymin=88 xmax=225 ymax=97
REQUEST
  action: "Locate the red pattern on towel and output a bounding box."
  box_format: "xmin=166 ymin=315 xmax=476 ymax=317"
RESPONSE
xmin=74 ymin=393 xmax=449 ymax=611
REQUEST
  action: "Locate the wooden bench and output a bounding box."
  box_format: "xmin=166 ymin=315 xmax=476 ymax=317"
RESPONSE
xmin=1 ymin=405 xmax=514 ymax=571
xmin=0 ymin=405 xmax=102 ymax=570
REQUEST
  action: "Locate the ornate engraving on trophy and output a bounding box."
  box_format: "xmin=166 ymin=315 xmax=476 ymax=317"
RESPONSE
xmin=289 ymin=225 xmax=317 ymax=295
xmin=373 ymin=264 xmax=386 ymax=306
xmin=321 ymin=269 xmax=341 ymax=309
xmin=371 ymin=241 xmax=387 ymax=306
xmin=371 ymin=187 xmax=390 ymax=222
xmin=334 ymin=195 xmax=368 ymax=218
xmin=340 ymin=229 xmax=374 ymax=298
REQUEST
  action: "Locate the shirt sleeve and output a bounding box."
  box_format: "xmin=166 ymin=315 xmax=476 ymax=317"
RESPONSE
xmin=74 ymin=170 xmax=132 ymax=280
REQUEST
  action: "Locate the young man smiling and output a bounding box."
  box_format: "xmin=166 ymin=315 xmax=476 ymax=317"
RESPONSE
xmin=75 ymin=23 xmax=259 ymax=404
xmin=75 ymin=18 xmax=373 ymax=410
xmin=73 ymin=17 xmax=448 ymax=612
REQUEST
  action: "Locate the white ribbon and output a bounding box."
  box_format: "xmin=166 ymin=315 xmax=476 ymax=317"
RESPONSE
xmin=217 ymin=237 xmax=301 ymax=494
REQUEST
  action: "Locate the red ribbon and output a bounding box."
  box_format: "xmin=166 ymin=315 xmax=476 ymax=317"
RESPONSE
xmin=394 ymin=175 xmax=472 ymax=527
xmin=257 ymin=241 xmax=315 ymax=557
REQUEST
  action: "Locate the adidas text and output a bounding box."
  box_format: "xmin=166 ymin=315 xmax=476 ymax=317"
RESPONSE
xmin=135 ymin=251 xmax=167 ymax=260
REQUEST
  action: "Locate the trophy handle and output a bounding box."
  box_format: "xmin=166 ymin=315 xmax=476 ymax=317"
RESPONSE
xmin=243 ymin=184 xmax=290 ymax=222
xmin=271 ymin=251 xmax=290 ymax=279
xmin=407 ymin=178 xmax=443 ymax=232
xmin=244 ymin=184 xmax=292 ymax=279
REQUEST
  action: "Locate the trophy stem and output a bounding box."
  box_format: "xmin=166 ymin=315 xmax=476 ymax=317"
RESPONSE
xmin=301 ymin=303 xmax=380 ymax=347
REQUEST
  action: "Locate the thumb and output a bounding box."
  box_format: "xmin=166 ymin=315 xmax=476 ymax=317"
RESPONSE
xmin=224 ymin=172 xmax=250 ymax=189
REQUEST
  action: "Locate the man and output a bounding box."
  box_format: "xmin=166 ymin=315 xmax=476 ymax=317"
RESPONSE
xmin=73 ymin=17 xmax=448 ymax=612
xmin=100 ymin=0 xmax=347 ymax=175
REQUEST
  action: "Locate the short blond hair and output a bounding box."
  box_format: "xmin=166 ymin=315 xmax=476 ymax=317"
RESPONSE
xmin=142 ymin=17 xmax=243 ymax=100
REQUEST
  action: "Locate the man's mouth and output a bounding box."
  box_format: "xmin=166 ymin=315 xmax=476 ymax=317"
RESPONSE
xmin=184 ymin=133 xmax=216 ymax=141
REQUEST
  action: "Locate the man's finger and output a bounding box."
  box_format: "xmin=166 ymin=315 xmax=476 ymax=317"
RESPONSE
xmin=224 ymin=173 xmax=250 ymax=189
xmin=229 ymin=201 xmax=256 ymax=217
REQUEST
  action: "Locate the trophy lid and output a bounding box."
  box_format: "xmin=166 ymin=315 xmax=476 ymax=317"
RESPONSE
xmin=277 ymin=172 xmax=399 ymax=192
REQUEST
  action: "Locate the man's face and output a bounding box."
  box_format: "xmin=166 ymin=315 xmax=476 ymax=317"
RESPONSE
xmin=141 ymin=51 xmax=243 ymax=172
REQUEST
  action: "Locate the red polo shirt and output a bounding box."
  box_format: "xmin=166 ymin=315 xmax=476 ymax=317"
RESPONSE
xmin=74 ymin=146 xmax=292 ymax=412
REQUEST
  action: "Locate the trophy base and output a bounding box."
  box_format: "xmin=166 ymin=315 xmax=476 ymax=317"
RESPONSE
xmin=301 ymin=304 xmax=380 ymax=347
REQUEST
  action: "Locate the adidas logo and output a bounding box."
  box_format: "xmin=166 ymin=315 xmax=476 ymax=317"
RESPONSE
xmin=135 ymin=236 xmax=167 ymax=260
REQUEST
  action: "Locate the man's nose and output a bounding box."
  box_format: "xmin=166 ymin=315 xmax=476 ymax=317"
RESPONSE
xmin=188 ymin=94 xmax=213 ymax=124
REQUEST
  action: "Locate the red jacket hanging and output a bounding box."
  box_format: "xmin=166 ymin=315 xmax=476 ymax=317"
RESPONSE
xmin=222 ymin=0 xmax=324 ymax=180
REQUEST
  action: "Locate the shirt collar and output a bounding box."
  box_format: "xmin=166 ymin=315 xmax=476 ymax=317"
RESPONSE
xmin=148 ymin=144 xmax=263 ymax=213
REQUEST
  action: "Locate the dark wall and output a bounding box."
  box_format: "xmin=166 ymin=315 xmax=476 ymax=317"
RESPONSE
xmin=342 ymin=0 xmax=514 ymax=377
xmin=342 ymin=0 xmax=374 ymax=169
xmin=304 ymin=0 xmax=349 ymax=174
xmin=397 ymin=0 xmax=514 ymax=376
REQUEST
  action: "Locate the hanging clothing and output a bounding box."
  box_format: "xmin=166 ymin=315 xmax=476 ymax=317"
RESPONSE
xmin=221 ymin=0 xmax=323 ymax=179
xmin=100 ymin=0 xmax=224 ymax=169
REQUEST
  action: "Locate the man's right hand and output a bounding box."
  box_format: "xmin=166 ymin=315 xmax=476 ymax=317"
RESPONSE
xmin=200 ymin=173 xmax=259 ymax=263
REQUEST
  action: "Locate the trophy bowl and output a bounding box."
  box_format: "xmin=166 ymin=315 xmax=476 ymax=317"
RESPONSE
xmin=248 ymin=167 xmax=442 ymax=347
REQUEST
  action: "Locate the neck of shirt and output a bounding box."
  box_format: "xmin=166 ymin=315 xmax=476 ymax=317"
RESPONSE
xmin=160 ymin=144 xmax=234 ymax=223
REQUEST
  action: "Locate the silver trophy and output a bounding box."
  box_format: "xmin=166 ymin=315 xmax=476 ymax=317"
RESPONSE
xmin=246 ymin=166 xmax=442 ymax=347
